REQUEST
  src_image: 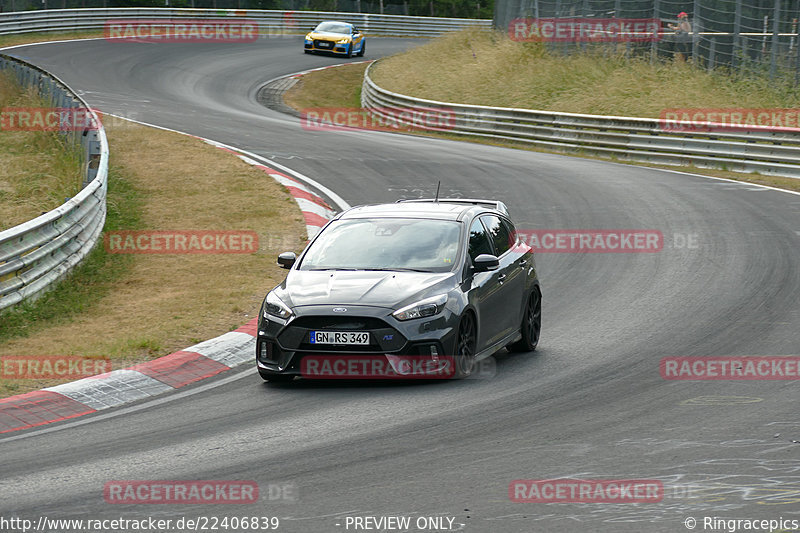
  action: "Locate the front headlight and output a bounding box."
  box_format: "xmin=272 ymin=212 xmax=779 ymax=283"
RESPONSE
xmin=392 ymin=294 xmax=448 ymax=321
xmin=336 ymin=38 xmax=350 ymax=44
xmin=263 ymin=291 xmax=293 ymax=320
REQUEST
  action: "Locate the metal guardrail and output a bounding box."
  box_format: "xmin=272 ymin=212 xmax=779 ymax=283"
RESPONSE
xmin=362 ymin=61 xmax=800 ymax=178
xmin=0 ymin=8 xmax=491 ymax=38
xmin=0 ymin=55 xmax=108 ymax=311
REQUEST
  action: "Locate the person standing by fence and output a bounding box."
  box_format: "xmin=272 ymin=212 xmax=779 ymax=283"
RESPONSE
xmin=668 ymin=12 xmax=692 ymax=61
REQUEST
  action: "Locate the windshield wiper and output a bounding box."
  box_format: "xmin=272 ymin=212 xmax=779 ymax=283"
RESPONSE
xmin=307 ymin=267 xmax=432 ymax=273
xmin=360 ymin=267 xmax=432 ymax=273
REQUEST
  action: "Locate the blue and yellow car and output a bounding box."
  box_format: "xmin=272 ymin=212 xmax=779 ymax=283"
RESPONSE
xmin=304 ymin=21 xmax=365 ymax=57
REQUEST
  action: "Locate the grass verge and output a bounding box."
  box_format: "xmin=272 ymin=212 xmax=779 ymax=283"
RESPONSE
xmin=281 ymin=46 xmax=800 ymax=193
xmin=0 ymin=119 xmax=307 ymax=398
xmin=371 ymin=31 xmax=800 ymax=116
xmin=283 ymin=61 xmax=366 ymax=110
xmin=0 ymin=71 xmax=84 ymax=228
xmin=0 ymin=31 xmax=105 ymax=50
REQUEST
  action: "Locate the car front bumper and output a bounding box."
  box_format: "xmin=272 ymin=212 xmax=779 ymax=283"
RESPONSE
xmin=256 ymin=304 xmax=458 ymax=378
xmin=304 ymin=41 xmax=351 ymax=54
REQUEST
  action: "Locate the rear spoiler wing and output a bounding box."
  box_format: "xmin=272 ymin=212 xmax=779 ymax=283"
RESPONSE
xmin=396 ymin=198 xmax=509 ymax=215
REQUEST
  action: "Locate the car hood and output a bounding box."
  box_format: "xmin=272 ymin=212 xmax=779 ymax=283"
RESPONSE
xmin=279 ymin=270 xmax=454 ymax=309
xmin=308 ymin=31 xmax=351 ymax=40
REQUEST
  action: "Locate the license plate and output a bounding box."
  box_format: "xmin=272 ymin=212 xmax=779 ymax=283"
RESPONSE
xmin=310 ymin=331 xmax=369 ymax=345
xmin=318 ymin=42 xmax=331 ymax=48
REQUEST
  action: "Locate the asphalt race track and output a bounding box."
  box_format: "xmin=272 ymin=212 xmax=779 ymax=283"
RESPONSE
xmin=2 ymin=36 xmax=799 ymax=532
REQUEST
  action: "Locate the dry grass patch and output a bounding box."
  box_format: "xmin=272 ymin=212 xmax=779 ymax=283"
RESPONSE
xmin=0 ymin=120 xmax=306 ymax=398
xmin=0 ymin=72 xmax=84 ymax=229
xmin=0 ymin=31 xmax=105 ymax=50
xmin=372 ymin=31 xmax=800 ymax=117
xmin=283 ymin=62 xmax=367 ymax=111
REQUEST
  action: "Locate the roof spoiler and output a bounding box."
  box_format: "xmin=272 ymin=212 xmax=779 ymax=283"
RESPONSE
xmin=396 ymin=198 xmax=509 ymax=215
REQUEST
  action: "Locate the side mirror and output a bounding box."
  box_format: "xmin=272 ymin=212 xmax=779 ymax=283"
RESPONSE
xmin=473 ymin=254 xmax=499 ymax=272
xmin=277 ymin=251 xmax=297 ymax=269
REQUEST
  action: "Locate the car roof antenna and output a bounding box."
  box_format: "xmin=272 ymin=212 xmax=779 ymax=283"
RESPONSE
xmin=434 ymin=181 xmax=441 ymax=203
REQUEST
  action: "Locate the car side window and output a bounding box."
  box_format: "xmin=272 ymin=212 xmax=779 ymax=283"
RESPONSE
xmin=503 ymin=218 xmax=518 ymax=247
xmin=481 ymin=215 xmax=513 ymax=256
xmin=468 ymin=219 xmax=493 ymax=261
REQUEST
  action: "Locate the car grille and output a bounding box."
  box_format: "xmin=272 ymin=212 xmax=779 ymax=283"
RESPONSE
xmin=277 ymin=315 xmax=405 ymax=353
xmin=290 ymin=316 xmax=388 ymax=330
xmin=314 ymin=39 xmax=334 ymax=49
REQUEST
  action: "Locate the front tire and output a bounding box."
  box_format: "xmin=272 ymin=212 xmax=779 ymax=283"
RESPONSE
xmin=453 ymin=312 xmax=477 ymax=378
xmin=508 ymin=288 xmax=541 ymax=352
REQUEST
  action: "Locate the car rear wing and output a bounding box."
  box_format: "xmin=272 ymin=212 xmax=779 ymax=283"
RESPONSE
xmin=396 ymin=198 xmax=509 ymax=215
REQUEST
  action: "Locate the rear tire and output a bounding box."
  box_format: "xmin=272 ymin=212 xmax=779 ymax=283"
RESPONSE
xmin=453 ymin=312 xmax=477 ymax=378
xmin=508 ymin=288 xmax=541 ymax=352
xmin=357 ymin=42 xmax=365 ymax=57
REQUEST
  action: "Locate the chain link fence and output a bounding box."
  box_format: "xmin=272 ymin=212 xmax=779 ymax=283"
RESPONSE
xmin=494 ymin=0 xmax=800 ymax=79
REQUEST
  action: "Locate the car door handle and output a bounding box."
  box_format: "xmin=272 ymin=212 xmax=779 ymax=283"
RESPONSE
xmin=498 ymin=274 xmax=507 ymax=282
xmin=519 ymin=259 xmax=527 ymax=266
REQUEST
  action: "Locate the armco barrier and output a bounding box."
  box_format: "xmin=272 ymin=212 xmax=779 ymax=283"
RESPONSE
xmin=0 ymin=8 xmax=490 ymax=38
xmin=362 ymin=61 xmax=800 ymax=178
xmin=0 ymin=55 xmax=108 ymax=311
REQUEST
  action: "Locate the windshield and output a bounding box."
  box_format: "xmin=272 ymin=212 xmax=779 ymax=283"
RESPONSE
xmin=314 ymin=22 xmax=351 ymax=34
xmin=299 ymin=218 xmax=461 ymax=273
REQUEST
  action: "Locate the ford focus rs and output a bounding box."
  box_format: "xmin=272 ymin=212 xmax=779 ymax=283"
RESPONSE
xmin=304 ymin=21 xmax=365 ymax=57
xmin=256 ymin=199 xmax=541 ymax=382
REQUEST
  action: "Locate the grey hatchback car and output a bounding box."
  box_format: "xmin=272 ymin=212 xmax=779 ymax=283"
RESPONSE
xmin=256 ymin=199 xmax=541 ymax=381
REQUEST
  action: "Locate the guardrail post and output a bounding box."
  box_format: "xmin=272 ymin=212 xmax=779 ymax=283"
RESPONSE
xmin=732 ymin=0 xmax=742 ymax=69
xmin=770 ymin=0 xmax=781 ymax=80
xmin=796 ymin=28 xmax=800 ymax=85
xmin=85 ymin=130 xmax=102 ymax=186
xmin=651 ymin=0 xmax=660 ymax=63
xmin=741 ymin=36 xmax=749 ymax=72
xmin=708 ymin=38 xmax=716 ymax=70
xmin=691 ymin=0 xmax=699 ymax=61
